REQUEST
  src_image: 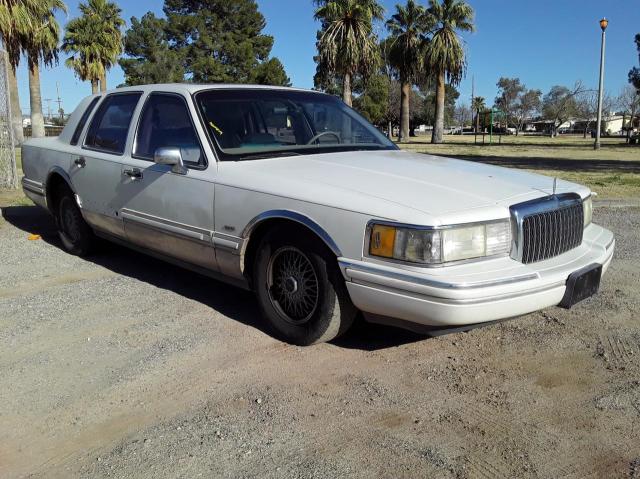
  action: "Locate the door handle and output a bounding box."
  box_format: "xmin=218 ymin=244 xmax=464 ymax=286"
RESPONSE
xmin=123 ymin=168 xmax=143 ymax=180
xmin=74 ymin=157 xmax=86 ymax=168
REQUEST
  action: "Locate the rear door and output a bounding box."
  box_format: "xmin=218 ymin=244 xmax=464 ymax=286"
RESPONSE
xmin=117 ymin=92 xmax=217 ymax=270
xmin=70 ymin=92 xmax=142 ymax=238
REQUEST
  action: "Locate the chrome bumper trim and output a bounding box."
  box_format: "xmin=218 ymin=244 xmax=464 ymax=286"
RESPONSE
xmin=338 ymin=259 xmax=539 ymax=291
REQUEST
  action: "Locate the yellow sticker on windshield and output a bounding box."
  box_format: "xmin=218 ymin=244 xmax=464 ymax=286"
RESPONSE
xmin=209 ymin=121 xmax=223 ymax=135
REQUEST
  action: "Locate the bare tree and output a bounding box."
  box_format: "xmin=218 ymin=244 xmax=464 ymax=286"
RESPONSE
xmin=575 ymin=90 xmax=615 ymax=138
xmin=542 ymin=82 xmax=585 ymax=137
xmin=617 ymin=85 xmax=640 ymax=143
xmin=454 ymin=102 xmax=471 ymax=129
xmin=514 ymin=89 xmax=541 ymax=135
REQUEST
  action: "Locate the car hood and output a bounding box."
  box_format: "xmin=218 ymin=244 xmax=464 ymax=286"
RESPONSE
xmin=219 ymin=149 xmax=588 ymax=223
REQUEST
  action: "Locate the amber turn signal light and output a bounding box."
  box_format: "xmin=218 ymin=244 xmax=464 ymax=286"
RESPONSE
xmin=369 ymin=225 xmax=396 ymax=258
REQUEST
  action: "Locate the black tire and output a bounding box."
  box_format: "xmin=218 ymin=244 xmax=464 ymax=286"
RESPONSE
xmin=253 ymin=229 xmax=357 ymax=345
xmin=56 ymin=192 xmax=95 ymax=256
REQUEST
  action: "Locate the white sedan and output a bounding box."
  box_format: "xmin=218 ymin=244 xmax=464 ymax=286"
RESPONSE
xmin=21 ymin=84 xmax=614 ymax=345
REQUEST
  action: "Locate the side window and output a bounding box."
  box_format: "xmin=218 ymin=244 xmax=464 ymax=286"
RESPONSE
xmin=70 ymin=97 xmax=100 ymax=146
xmin=84 ymin=93 xmax=142 ymax=154
xmin=134 ymin=94 xmax=204 ymax=166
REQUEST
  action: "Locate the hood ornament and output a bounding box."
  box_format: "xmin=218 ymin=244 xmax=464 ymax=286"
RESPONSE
xmin=552 ymin=177 xmax=557 ymax=196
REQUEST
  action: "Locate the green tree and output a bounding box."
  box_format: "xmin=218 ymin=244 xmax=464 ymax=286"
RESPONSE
xmin=386 ymin=0 xmax=431 ymax=141
xmin=471 ymin=95 xmax=485 ymax=133
xmin=62 ymin=0 xmax=124 ymax=93
xmin=164 ymin=0 xmax=287 ymax=85
xmin=119 ymin=12 xmax=184 ymax=86
xmin=314 ymin=0 xmax=384 ymax=106
xmin=629 ymin=33 xmax=640 ymax=91
xmin=22 ymin=0 xmax=66 ymax=138
xmin=252 ymin=58 xmax=291 ymax=86
xmin=353 ymin=73 xmax=389 ymax=124
xmin=424 ymin=0 xmax=474 ymax=143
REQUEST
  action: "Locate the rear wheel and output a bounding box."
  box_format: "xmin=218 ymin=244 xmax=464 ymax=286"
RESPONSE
xmin=56 ymin=191 xmax=95 ymax=256
xmin=253 ymin=230 xmax=356 ymax=345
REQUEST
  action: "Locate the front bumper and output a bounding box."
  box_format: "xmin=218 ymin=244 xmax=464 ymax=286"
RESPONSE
xmin=339 ymin=223 xmax=614 ymax=327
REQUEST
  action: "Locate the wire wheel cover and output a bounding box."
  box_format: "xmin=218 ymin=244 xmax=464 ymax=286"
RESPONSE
xmin=267 ymin=247 xmax=320 ymax=324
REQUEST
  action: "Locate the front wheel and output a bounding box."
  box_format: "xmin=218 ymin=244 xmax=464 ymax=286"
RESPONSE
xmin=253 ymin=231 xmax=356 ymax=345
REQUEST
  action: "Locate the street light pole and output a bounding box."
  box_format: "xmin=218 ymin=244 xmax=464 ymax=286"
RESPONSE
xmin=594 ymin=17 xmax=608 ymax=150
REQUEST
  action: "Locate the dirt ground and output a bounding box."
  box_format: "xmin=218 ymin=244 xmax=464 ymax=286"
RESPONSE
xmin=1 ymin=203 xmax=639 ymax=479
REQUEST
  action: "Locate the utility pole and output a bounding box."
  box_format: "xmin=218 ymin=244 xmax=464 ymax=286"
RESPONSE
xmin=56 ymin=82 xmax=63 ymax=121
xmin=43 ymin=98 xmax=52 ymax=123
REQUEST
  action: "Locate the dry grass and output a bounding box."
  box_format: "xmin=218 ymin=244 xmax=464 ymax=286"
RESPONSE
xmin=400 ymin=134 xmax=640 ymax=199
xmin=401 ymin=134 xmax=639 ymax=162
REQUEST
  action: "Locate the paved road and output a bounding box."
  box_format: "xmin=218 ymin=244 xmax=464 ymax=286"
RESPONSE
xmin=1 ymin=204 xmax=639 ymax=478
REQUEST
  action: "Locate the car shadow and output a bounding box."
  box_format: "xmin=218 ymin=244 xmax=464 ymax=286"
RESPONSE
xmin=1 ymin=205 xmax=427 ymax=351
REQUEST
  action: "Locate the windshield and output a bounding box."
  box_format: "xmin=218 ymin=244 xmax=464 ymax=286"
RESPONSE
xmin=194 ymin=89 xmax=397 ymax=160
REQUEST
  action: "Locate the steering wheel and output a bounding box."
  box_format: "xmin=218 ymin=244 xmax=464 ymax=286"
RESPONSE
xmin=306 ymin=131 xmax=341 ymax=145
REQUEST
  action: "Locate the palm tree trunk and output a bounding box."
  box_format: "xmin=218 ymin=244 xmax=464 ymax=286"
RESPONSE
xmin=342 ymin=72 xmax=352 ymax=107
xmin=399 ymin=78 xmax=410 ymax=142
xmin=100 ymin=72 xmax=107 ymax=92
xmin=7 ymin=63 xmax=24 ymax=145
xmin=475 ymin=109 xmax=480 ymax=133
xmin=91 ymin=79 xmax=99 ymax=95
xmin=431 ymin=70 xmax=445 ymax=144
xmin=28 ymin=59 xmax=45 ymax=138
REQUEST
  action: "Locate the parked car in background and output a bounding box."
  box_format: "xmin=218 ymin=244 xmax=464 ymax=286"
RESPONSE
xmin=21 ymin=84 xmax=615 ymax=345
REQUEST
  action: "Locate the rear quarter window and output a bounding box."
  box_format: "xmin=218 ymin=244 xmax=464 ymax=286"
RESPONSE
xmin=70 ymin=97 xmax=100 ymax=146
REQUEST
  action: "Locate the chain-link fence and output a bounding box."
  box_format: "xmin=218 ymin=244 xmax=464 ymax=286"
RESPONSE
xmin=0 ymin=48 xmax=18 ymax=189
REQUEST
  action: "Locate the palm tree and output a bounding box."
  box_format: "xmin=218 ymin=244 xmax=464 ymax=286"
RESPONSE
xmin=314 ymin=0 xmax=384 ymax=106
xmin=471 ymin=95 xmax=484 ymax=133
xmin=0 ymin=0 xmax=47 ymax=145
xmin=386 ymin=0 xmax=431 ymax=142
xmin=21 ymin=0 xmax=66 ymax=138
xmin=424 ymin=0 xmax=474 ymax=144
xmin=62 ymin=0 xmax=123 ymax=94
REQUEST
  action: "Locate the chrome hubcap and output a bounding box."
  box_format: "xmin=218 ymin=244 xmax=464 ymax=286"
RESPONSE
xmin=267 ymin=247 xmax=319 ymax=324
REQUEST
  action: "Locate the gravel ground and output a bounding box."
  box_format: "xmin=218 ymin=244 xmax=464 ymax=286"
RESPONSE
xmin=1 ymin=203 xmax=639 ymax=479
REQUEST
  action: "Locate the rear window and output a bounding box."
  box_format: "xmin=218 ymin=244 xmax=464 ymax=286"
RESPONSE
xmin=84 ymin=93 xmax=142 ymax=154
xmin=70 ymin=97 xmax=100 ymax=146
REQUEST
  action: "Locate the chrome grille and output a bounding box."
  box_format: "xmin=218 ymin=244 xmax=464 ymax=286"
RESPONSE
xmin=510 ymin=193 xmax=584 ymax=264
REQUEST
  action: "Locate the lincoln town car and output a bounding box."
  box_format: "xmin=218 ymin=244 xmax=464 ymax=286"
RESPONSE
xmin=21 ymin=84 xmax=615 ymax=345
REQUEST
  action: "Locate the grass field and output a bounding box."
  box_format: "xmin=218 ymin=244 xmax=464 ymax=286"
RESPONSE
xmin=400 ymin=134 xmax=640 ymax=199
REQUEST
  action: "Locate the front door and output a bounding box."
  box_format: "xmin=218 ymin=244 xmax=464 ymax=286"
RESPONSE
xmin=117 ymin=93 xmax=217 ymax=271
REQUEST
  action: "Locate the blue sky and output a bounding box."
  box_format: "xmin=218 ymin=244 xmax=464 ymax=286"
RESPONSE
xmin=14 ymin=0 xmax=640 ymax=116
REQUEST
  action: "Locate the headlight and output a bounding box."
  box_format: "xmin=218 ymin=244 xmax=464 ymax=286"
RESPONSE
xmin=583 ymin=196 xmax=593 ymax=227
xmin=368 ymin=220 xmax=512 ymax=265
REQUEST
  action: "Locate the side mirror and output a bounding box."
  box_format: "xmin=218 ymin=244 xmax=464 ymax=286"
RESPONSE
xmin=154 ymin=147 xmax=187 ymax=175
